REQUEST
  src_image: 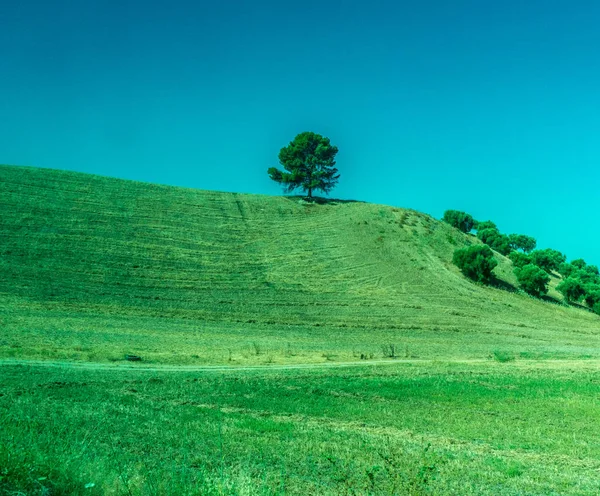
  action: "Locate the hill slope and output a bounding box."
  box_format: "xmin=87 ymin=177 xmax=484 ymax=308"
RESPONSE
xmin=1 ymin=165 xmax=598 ymax=364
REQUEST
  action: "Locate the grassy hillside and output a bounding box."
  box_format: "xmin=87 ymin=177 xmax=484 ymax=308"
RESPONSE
xmin=1 ymin=165 xmax=598 ymax=364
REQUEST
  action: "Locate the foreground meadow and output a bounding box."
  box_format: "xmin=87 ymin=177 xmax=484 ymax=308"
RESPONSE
xmin=2 ymin=359 xmax=600 ymax=495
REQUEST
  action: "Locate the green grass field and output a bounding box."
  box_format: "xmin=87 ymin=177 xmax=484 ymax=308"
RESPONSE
xmin=3 ymin=361 xmax=600 ymax=495
xmin=2 ymin=165 xmax=600 ymax=494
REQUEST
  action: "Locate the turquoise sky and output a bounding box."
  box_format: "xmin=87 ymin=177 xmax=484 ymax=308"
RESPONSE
xmin=2 ymin=1 xmax=598 ymax=264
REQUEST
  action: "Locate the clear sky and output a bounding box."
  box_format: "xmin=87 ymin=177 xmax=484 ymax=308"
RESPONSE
xmin=2 ymin=0 xmax=598 ymax=264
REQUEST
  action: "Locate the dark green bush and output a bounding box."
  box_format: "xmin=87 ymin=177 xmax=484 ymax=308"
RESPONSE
xmin=443 ymin=210 xmax=476 ymax=233
xmin=584 ymin=288 xmax=600 ymax=308
xmin=452 ymin=245 xmax=498 ymax=283
xmin=515 ymin=264 xmax=550 ymax=297
xmin=556 ymin=277 xmax=586 ymax=303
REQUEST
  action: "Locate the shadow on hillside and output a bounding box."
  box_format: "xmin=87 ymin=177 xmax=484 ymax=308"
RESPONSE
xmin=284 ymin=195 xmax=364 ymax=205
xmin=540 ymin=294 xmax=567 ymax=306
xmin=489 ymin=276 xmax=518 ymax=293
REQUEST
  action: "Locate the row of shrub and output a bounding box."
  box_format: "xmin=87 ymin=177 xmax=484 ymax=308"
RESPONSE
xmin=444 ymin=210 xmax=600 ymax=315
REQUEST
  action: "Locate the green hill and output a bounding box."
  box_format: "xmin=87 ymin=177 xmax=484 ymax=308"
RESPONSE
xmin=1 ymin=165 xmax=598 ymax=364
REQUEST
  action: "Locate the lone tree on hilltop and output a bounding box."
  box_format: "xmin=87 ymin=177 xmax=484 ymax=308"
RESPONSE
xmin=268 ymin=132 xmax=339 ymax=199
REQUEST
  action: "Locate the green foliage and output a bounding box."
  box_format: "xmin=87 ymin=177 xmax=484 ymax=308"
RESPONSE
xmin=594 ymin=302 xmax=600 ymax=316
xmin=577 ymin=269 xmax=600 ymax=285
xmin=477 ymin=228 xmax=511 ymax=256
xmin=509 ymin=251 xmax=532 ymax=269
xmin=508 ymin=234 xmax=537 ymax=253
xmin=584 ymin=288 xmax=600 ymax=308
xmin=267 ymin=131 xmax=339 ymax=198
xmin=530 ymin=249 xmax=567 ymax=273
xmin=556 ymin=277 xmax=586 ymax=303
xmin=476 ymin=220 xmax=497 ymax=231
xmin=452 ymin=245 xmax=498 ymax=283
xmin=515 ymin=264 xmax=550 ymax=297
xmin=442 ymin=210 xmax=476 ymax=233
xmin=565 ymin=260 xmax=599 ymax=279
xmin=558 ymin=263 xmax=578 ymax=278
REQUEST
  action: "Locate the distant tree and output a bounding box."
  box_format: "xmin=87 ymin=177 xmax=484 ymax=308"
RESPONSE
xmin=571 ymin=259 xmax=587 ymax=270
xmin=508 ymin=234 xmax=537 ymax=254
xmin=515 ymin=264 xmax=550 ymax=297
xmin=268 ymin=132 xmax=339 ymax=199
xmin=452 ymin=245 xmax=498 ymax=284
xmin=477 ymin=228 xmax=511 ymax=256
xmin=556 ymin=277 xmax=586 ymax=303
xmin=476 ymin=220 xmax=497 ymax=231
xmin=585 ymin=264 xmax=599 ymax=276
xmin=529 ymin=249 xmax=566 ymax=273
xmin=509 ymin=251 xmax=532 ymax=269
xmin=443 ymin=210 xmax=476 ymax=233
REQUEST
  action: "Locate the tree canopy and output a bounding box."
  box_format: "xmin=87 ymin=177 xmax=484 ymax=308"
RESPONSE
xmin=268 ymin=132 xmax=339 ymax=198
xmin=452 ymin=245 xmax=498 ymax=283
xmin=508 ymin=234 xmax=536 ymax=253
xmin=442 ymin=210 xmax=476 ymax=233
xmin=515 ymin=264 xmax=550 ymax=297
xmin=477 ymin=228 xmax=511 ymax=256
xmin=529 ymin=249 xmax=566 ymax=273
xmin=475 ymin=220 xmax=497 ymax=231
xmin=556 ymin=277 xmax=587 ymax=303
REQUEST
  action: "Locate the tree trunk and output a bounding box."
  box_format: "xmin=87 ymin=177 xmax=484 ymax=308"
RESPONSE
xmin=308 ymin=187 xmax=312 ymax=198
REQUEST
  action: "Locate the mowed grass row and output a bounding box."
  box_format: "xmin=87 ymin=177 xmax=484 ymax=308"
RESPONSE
xmin=2 ymin=361 xmax=600 ymax=495
xmin=1 ymin=165 xmax=600 ymax=364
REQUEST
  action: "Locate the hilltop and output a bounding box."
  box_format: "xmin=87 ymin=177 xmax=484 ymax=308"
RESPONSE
xmin=1 ymin=165 xmax=598 ymax=364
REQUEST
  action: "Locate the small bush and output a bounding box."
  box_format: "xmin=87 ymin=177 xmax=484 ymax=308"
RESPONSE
xmin=381 ymin=344 xmax=397 ymax=358
xmin=442 ymin=210 xmax=475 ymax=233
xmin=515 ymin=264 xmax=550 ymax=297
xmin=491 ymin=350 xmax=515 ymax=362
xmin=452 ymin=245 xmax=498 ymax=284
